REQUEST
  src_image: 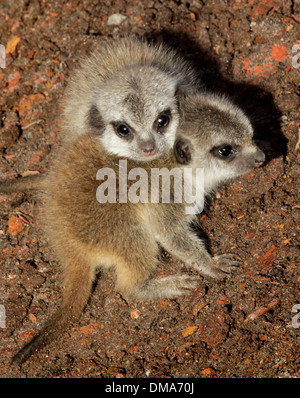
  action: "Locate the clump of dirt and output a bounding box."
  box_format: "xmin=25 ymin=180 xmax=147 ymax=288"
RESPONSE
xmin=0 ymin=0 xmax=299 ymax=378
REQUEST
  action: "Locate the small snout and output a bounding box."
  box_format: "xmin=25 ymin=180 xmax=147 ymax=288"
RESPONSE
xmin=254 ymin=147 xmax=265 ymax=168
xmin=140 ymin=138 xmax=157 ymax=157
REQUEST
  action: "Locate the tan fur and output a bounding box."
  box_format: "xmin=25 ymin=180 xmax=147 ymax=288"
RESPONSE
xmin=11 ymin=92 xmax=265 ymax=364
xmin=0 ymin=175 xmax=45 ymax=194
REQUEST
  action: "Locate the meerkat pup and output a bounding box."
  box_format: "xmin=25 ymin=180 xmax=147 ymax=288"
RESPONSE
xmin=10 ymin=92 xmax=265 ymax=364
xmin=0 ymin=37 xmax=198 ymax=194
xmin=61 ymin=36 xmax=199 ymax=160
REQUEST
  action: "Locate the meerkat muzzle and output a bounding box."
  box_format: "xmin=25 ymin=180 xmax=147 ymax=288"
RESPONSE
xmin=254 ymin=148 xmax=266 ymax=167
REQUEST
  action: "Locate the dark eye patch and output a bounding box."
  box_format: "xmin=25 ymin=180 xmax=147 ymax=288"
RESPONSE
xmin=154 ymin=109 xmax=172 ymax=133
xmin=88 ymin=105 xmax=105 ymax=133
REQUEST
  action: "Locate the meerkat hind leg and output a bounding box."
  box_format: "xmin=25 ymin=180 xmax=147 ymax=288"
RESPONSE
xmin=115 ymin=260 xmax=198 ymax=301
xmin=132 ymin=274 xmax=198 ymax=301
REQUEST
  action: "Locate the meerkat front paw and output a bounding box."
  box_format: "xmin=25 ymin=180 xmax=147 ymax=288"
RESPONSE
xmin=211 ymin=253 xmax=241 ymax=278
xmin=192 ymin=253 xmax=241 ymax=279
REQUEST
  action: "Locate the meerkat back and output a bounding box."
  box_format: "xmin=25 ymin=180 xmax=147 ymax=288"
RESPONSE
xmin=61 ymin=36 xmax=199 ymax=161
xmin=12 ymin=134 xmax=198 ymax=364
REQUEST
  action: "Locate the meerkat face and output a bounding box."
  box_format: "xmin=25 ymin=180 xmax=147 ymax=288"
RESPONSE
xmin=88 ymin=66 xmax=180 ymax=161
xmin=176 ymin=94 xmax=265 ymax=193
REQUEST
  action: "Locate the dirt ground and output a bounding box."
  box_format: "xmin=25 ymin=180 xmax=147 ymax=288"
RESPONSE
xmin=0 ymin=0 xmax=299 ymax=379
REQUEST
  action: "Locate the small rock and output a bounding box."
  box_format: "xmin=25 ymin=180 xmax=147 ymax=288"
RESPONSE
xmin=7 ymin=215 xmax=25 ymax=236
xmin=107 ymin=14 xmax=127 ymax=26
xmin=192 ymin=300 xmax=208 ymax=316
xmin=130 ymin=309 xmax=141 ymax=319
xmin=29 ymin=313 xmax=37 ymax=323
xmin=197 ymin=310 xmax=229 ymax=346
xmin=182 ymin=325 xmax=198 ymax=337
xmin=245 ymin=230 xmax=256 ymax=240
xmin=6 ymin=36 xmax=21 ymax=55
xmin=200 ymin=367 xmax=216 ymax=376
xmin=257 ymin=245 xmax=277 ymax=271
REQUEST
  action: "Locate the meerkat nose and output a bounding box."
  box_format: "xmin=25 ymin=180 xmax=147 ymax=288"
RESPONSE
xmin=255 ymin=160 xmax=264 ymax=167
xmin=254 ymin=148 xmax=265 ymax=167
xmin=143 ymin=148 xmax=156 ymax=156
xmin=141 ymin=140 xmax=156 ymax=156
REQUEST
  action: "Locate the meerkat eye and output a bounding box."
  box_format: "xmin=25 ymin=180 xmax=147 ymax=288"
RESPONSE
xmin=157 ymin=114 xmax=170 ymax=128
xmin=211 ymin=145 xmax=237 ymax=160
xmin=154 ymin=111 xmax=171 ymax=132
xmin=115 ymin=123 xmax=131 ymax=138
xmin=219 ymin=145 xmax=233 ymax=157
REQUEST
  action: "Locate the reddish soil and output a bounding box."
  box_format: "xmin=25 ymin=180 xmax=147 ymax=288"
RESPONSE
xmin=0 ymin=0 xmax=299 ymax=378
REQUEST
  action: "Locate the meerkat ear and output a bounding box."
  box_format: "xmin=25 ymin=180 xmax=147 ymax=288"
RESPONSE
xmin=174 ymin=138 xmax=193 ymax=165
xmin=88 ymin=104 xmax=104 ymax=134
xmin=175 ymin=86 xmax=187 ymax=109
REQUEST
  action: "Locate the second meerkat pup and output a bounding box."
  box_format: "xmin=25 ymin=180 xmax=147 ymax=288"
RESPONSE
xmin=61 ymin=36 xmax=199 ymax=161
xmin=11 ymin=92 xmax=265 ymax=364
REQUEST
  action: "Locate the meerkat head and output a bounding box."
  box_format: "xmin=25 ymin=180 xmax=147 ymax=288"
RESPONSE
xmin=88 ymin=65 xmax=180 ymax=161
xmin=175 ymin=93 xmax=265 ymax=194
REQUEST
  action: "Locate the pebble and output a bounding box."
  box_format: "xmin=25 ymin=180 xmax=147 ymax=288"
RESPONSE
xmin=106 ymin=14 xmax=127 ymax=26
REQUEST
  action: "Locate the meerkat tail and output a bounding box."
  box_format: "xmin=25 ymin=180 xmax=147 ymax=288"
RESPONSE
xmin=0 ymin=175 xmax=45 ymax=194
xmin=12 ymin=259 xmax=95 ymax=364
